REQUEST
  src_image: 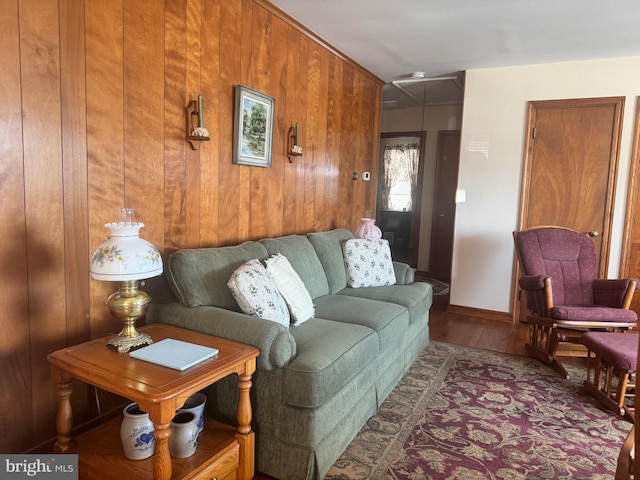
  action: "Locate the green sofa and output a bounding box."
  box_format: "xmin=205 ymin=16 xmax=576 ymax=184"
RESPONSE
xmin=146 ymin=228 xmax=432 ymax=480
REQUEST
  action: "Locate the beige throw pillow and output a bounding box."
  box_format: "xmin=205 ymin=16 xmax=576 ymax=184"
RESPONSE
xmin=265 ymin=253 xmax=315 ymax=325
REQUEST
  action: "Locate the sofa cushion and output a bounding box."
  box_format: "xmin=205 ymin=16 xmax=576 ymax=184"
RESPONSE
xmin=265 ymin=253 xmax=315 ymax=325
xmin=313 ymin=295 xmax=408 ymax=354
xmin=260 ymin=235 xmax=330 ymax=299
xmin=227 ymin=259 xmax=290 ymax=327
xmin=337 ymin=282 xmax=432 ymax=325
xmin=285 ymin=318 xmax=378 ymax=408
xmin=307 ymin=229 xmax=354 ymax=294
xmin=166 ymin=241 xmax=268 ymax=309
xmin=342 ymin=238 xmax=396 ymax=288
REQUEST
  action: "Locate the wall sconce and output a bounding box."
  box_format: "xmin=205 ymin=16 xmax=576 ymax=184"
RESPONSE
xmin=287 ymin=122 xmax=303 ymax=162
xmin=186 ymin=93 xmax=210 ymax=150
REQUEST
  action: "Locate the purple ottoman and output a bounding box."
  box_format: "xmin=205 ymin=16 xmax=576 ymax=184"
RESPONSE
xmin=581 ymin=331 xmax=638 ymax=420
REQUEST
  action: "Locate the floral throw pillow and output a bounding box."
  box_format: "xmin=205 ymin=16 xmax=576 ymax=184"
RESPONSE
xmin=265 ymin=253 xmax=315 ymax=325
xmin=342 ymin=239 xmax=396 ymax=288
xmin=227 ymin=259 xmax=290 ymax=328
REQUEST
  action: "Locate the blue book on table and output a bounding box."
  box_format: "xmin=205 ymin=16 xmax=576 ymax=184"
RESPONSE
xmin=130 ymin=338 xmax=219 ymax=371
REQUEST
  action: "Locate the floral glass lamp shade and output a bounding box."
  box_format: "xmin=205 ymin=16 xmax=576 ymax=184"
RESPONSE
xmin=353 ymin=217 xmax=382 ymax=240
xmin=90 ymin=209 xmax=163 ymax=353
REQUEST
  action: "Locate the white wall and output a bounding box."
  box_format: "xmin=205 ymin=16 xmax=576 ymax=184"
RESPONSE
xmin=381 ymin=104 xmax=461 ymax=271
xmin=452 ymin=56 xmax=640 ymax=314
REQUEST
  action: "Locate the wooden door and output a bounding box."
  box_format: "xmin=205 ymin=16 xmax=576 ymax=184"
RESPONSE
xmin=515 ymin=97 xmax=625 ymax=322
xmin=429 ymin=130 xmax=461 ymax=280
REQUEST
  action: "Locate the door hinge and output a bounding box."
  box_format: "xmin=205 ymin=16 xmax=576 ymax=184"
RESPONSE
xmin=532 ymin=127 xmax=537 ymax=139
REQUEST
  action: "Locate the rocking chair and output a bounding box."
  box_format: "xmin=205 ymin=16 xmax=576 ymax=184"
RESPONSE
xmin=513 ymin=226 xmax=638 ymax=378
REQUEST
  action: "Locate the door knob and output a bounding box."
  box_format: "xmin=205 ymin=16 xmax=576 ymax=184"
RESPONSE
xmin=588 ymin=231 xmax=599 ymax=237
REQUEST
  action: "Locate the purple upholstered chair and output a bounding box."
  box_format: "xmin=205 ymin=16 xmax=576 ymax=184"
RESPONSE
xmin=513 ymin=226 xmax=638 ymax=378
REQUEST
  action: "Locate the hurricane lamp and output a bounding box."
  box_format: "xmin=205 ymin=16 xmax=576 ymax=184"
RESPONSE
xmin=90 ymin=210 xmax=163 ymax=353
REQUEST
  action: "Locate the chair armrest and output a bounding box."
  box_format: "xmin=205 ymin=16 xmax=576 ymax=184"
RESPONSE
xmin=593 ymin=278 xmax=638 ymax=309
xmin=518 ymin=275 xmax=548 ymax=291
xmin=146 ymin=303 xmax=296 ymax=371
xmin=393 ymin=261 xmax=414 ymax=285
xmin=518 ymin=275 xmax=553 ymax=316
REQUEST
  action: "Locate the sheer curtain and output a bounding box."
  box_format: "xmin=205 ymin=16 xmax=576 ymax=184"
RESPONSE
xmin=382 ymin=143 xmax=420 ymax=211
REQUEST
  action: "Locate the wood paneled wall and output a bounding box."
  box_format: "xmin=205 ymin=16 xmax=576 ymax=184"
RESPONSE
xmin=0 ymin=0 xmax=382 ymax=453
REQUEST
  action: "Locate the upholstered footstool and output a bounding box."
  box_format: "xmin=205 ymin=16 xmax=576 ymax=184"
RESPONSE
xmin=582 ymin=331 xmax=638 ymax=421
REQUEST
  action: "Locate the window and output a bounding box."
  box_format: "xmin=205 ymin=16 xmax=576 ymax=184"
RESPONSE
xmin=382 ymin=143 xmax=420 ymax=211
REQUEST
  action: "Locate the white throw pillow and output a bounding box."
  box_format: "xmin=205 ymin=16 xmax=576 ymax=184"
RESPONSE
xmin=265 ymin=253 xmax=315 ymax=325
xmin=342 ymin=239 xmax=396 ymax=288
xmin=227 ymin=259 xmax=290 ymax=328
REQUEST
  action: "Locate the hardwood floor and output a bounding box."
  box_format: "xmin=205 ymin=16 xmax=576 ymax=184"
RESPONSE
xmin=429 ymin=293 xmax=529 ymax=355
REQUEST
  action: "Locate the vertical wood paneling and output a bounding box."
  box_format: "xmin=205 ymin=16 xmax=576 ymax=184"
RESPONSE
xmin=59 ymin=0 xmax=93 ymax=432
xmin=124 ymin=1 xmax=165 ymax=247
xmin=86 ymin=0 xmax=125 ymax=337
xmin=296 ymin=35 xmax=310 ymax=232
xmin=248 ymin=5 xmax=271 ymax=240
xmin=20 ymin=0 xmax=66 ymax=443
xmin=200 ymin=0 xmax=221 ymax=245
xmin=305 ymin=42 xmax=321 ymax=231
xmin=217 ymin=0 xmax=242 ymax=246
xmin=325 ymin=56 xmax=343 ymax=230
xmin=314 ymin=46 xmax=330 ymax=231
xmin=267 ymin=15 xmax=289 ymax=237
xmin=2 ymin=0 xmax=383 ymax=453
xmin=282 ymin=26 xmax=300 ymax=235
xmin=352 ymin=72 xmax=367 ymax=221
xmin=0 ymin=0 xmax=31 ymax=454
xmin=369 ymin=81 xmax=383 ymax=212
xmin=164 ymin=0 xmax=188 ymax=253
xmin=185 ymin=0 xmax=202 ymax=247
xmin=338 ymin=66 xmax=356 ymax=226
xmin=60 ymin=0 xmax=89 ymax=347
xmin=237 ymin=0 xmax=254 ymax=241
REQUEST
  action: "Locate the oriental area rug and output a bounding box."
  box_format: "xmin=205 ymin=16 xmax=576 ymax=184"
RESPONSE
xmin=324 ymin=342 xmax=632 ymax=480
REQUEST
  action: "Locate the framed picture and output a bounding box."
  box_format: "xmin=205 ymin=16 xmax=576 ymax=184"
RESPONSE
xmin=233 ymin=85 xmax=275 ymax=167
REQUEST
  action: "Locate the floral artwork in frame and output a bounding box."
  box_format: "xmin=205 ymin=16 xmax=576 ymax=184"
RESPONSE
xmin=232 ymin=85 xmax=275 ymax=167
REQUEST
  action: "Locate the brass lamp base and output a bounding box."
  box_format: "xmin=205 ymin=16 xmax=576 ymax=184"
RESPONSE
xmin=106 ymin=280 xmax=154 ymax=353
xmin=107 ymin=331 xmax=153 ymax=353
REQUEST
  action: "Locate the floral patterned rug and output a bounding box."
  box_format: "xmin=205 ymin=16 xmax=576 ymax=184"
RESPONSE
xmin=325 ymin=342 xmax=632 ymax=480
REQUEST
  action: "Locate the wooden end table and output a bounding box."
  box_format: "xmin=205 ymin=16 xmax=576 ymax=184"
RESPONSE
xmin=47 ymin=324 xmax=259 ymax=480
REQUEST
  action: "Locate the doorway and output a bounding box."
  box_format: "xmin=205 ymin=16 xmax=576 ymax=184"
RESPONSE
xmin=377 ymin=132 xmax=426 ymax=267
xmin=514 ymin=96 xmax=625 ymax=323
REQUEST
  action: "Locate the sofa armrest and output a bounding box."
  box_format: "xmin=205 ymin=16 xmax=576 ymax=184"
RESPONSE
xmin=593 ymin=278 xmax=637 ymax=309
xmin=146 ymin=303 xmax=296 ymax=371
xmin=393 ymin=261 xmax=414 ymax=285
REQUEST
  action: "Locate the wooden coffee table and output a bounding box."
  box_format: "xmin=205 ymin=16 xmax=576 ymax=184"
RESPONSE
xmin=48 ymin=324 xmax=259 ymax=480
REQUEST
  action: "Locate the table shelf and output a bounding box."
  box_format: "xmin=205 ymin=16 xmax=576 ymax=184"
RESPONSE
xmin=72 ymin=417 xmax=238 ymax=480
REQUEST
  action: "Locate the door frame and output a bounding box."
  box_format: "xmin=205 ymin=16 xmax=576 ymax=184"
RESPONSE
xmin=378 ymin=131 xmax=426 ymax=267
xmin=620 ymin=99 xmax=640 ymax=284
xmin=512 ymin=96 xmax=625 ymax=323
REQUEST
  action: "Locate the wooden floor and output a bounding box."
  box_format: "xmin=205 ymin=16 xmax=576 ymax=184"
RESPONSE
xmin=428 ymin=293 xmax=529 ymax=355
xmin=254 ymin=294 xmax=532 ymax=479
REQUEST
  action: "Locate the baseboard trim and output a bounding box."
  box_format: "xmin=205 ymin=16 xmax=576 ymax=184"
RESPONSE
xmin=447 ymin=304 xmax=513 ymax=323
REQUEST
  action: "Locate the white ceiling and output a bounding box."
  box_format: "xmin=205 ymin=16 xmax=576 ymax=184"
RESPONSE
xmin=269 ymin=0 xmax=640 ymax=108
